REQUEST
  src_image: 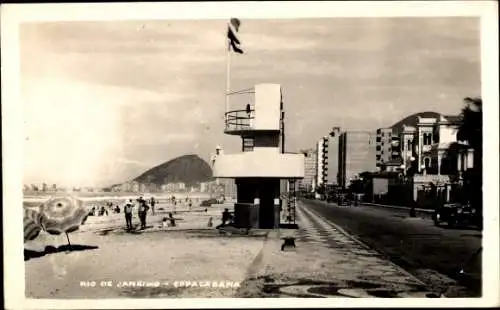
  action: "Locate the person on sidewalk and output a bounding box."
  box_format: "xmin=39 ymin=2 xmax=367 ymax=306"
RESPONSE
xmin=124 ymin=200 xmax=134 ymax=231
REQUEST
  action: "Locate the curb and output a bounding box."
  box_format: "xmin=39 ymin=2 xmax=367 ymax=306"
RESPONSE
xmin=300 ymin=198 xmax=434 ymax=214
xmin=361 ymin=202 xmax=434 ymax=214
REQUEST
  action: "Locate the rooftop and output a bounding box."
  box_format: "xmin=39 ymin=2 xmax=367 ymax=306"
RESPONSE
xmin=440 ymin=115 xmax=462 ymax=124
xmin=381 ymin=158 xmax=403 ymax=166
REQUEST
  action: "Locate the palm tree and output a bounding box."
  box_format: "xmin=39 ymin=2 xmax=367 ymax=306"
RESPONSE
xmin=447 ymin=97 xmax=482 ymax=209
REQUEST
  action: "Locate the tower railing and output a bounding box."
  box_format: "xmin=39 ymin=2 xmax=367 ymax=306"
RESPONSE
xmin=224 ymin=109 xmax=255 ymax=133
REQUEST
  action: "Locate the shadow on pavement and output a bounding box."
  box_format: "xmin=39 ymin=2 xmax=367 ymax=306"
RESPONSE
xmin=24 ymin=244 xmax=99 ymax=261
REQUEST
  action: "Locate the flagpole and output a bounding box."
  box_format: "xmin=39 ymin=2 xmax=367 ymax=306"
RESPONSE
xmin=225 ymin=35 xmax=231 ymax=120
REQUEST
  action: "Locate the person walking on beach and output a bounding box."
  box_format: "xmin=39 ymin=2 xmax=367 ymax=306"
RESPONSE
xmin=168 ymin=212 xmax=176 ymax=227
xmin=138 ymin=201 xmax=149 ymax=230
xmin=216 ymin=208 xmax=231 ymax=229
xmin=150 ymin=197 xmax=156 ymax=215
xmin=124 ymin=200 xmax=134 ymax=231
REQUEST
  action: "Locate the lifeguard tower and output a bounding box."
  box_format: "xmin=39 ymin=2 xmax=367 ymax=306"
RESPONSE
xmin=212 ymin=84 xmax=304 ymax=229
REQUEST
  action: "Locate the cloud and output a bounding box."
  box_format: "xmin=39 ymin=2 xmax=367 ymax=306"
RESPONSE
xmin=20 ymin=17 xmax=481 ymax=186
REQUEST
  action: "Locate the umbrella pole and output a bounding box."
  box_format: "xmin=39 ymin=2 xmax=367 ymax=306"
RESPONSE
xmin=65 ymin=233 xmax=72 ymax=249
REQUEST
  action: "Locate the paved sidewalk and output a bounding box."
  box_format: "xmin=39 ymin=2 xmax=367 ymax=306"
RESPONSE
xmin=237 ymin=201 xmax=441 ymax=298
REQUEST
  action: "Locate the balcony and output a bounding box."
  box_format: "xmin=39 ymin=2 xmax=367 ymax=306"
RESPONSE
xmin=224 ymin=109 xmax=255 ymax=135
xmin=224 ymin=99 xmax=282 ymax=135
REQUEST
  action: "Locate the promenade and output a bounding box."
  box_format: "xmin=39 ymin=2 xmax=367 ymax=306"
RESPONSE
xmin=24 ymin=200 xmax=440 ymax=298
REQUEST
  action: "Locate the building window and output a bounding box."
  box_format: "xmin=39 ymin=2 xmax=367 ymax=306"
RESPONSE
xmin=407 ymin=140 xmax=411 ymax=151
xmin=376 ymin=145 xmax=381 ymax=151
xmin=424 ymin=157 xmax=431 ymax=168
xmin=423 ymin=133 xmax=432 ymax=146
xmin=242 ymin=137 xmax=254 ymax=152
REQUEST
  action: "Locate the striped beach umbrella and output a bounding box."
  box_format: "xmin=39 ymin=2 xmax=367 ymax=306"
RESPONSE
xmin=39 ymin=196 xmax=89 ymax=246
xmin=24 ymin=207 xmax=43 ymax=242
xmin=24 ymin=206 xmax=42 ymax=226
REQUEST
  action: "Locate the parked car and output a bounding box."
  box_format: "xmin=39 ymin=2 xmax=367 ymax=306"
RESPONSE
xmin=433 ymin=202 xmax=482 ymax=229
xmin=200 ymin=198 xmax=219 ymax=207
xmin=337 ymin=193 xmax=350 ymax=206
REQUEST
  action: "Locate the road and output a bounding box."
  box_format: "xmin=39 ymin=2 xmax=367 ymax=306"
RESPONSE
xmin=300 ymin=198 xmax=482 ymax=297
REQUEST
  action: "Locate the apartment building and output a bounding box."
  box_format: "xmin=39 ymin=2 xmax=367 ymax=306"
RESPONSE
xmin=315 ymin=137 xmax=328 ymax=188
xmin=338 ymin=131 xmax=377 ymax=188
xmin=299 ymin=148 xmax=317 ymax=192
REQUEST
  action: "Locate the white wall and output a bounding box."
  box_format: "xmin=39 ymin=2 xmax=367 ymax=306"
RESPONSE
xmin=254 ymin=84 xmax=281 ymax=131
xmin=213 ymin=152 xmax=305 ymax=178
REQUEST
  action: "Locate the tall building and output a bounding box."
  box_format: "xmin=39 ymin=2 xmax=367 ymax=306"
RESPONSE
xmin=315 ymin=137 xmax=328 ymax=188
xmin=375 ymin=128 xmax=393 ymax=167
xmin=299 ymin=148 xmax=317 ymax=192
xmin=338 ymin=131 xmax=377 ymax=188
xmin=376 ymin=127 xmax=401 ymax=171
xmin=326 ymin=127 xmax=341 ymax=185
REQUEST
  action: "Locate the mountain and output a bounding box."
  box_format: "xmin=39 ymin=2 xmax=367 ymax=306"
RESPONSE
xmin=133 ymin=154 xmax=213 ymax=186
xmin=390 ymin=111 xmax=441 ymax=136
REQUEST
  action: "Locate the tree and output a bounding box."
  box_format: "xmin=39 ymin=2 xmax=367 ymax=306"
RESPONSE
xmin=447 ymin=97 xmax=482 ymax=209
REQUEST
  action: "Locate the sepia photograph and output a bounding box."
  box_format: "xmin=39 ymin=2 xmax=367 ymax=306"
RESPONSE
xmin=2 ymin=1 xmax=499 ymax=309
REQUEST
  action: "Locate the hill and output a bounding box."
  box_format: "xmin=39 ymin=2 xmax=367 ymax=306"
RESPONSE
xmin=133 ymin=154 xmax=213 ymax=186
xmin=390 ymin=111 xmax=441 ymax=136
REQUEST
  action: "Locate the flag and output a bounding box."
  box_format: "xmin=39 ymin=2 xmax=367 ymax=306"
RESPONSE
xmin=227 ymin=18 xmax=243 ymax=54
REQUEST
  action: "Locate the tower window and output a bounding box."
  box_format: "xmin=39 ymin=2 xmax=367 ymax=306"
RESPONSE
xmin=242 ymin=137 xmax=254 ymax=152
xmin=423 ymin=133 xmax=432 ymax=146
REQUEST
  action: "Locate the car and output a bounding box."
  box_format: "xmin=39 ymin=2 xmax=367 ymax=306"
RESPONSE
xmin=433 ymin=202 xmax=482 ymax=229
xmin=336 ymin=194 xmax=350 ymax=206
xmin=200 ymin=198 xmax=219 ymax=207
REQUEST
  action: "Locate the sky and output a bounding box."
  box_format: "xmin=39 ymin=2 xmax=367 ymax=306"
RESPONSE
xmin=20 ymin=17 xmax=481 ymax=187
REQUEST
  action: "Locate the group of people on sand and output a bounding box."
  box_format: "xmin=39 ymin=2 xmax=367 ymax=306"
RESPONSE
xmin=123 ymin=196 xmax=156 ymax=231
xmin=89 ymin=204 xmax=112 ymax=216
xmin=121 ymin=196 xmax=232 ymax=232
